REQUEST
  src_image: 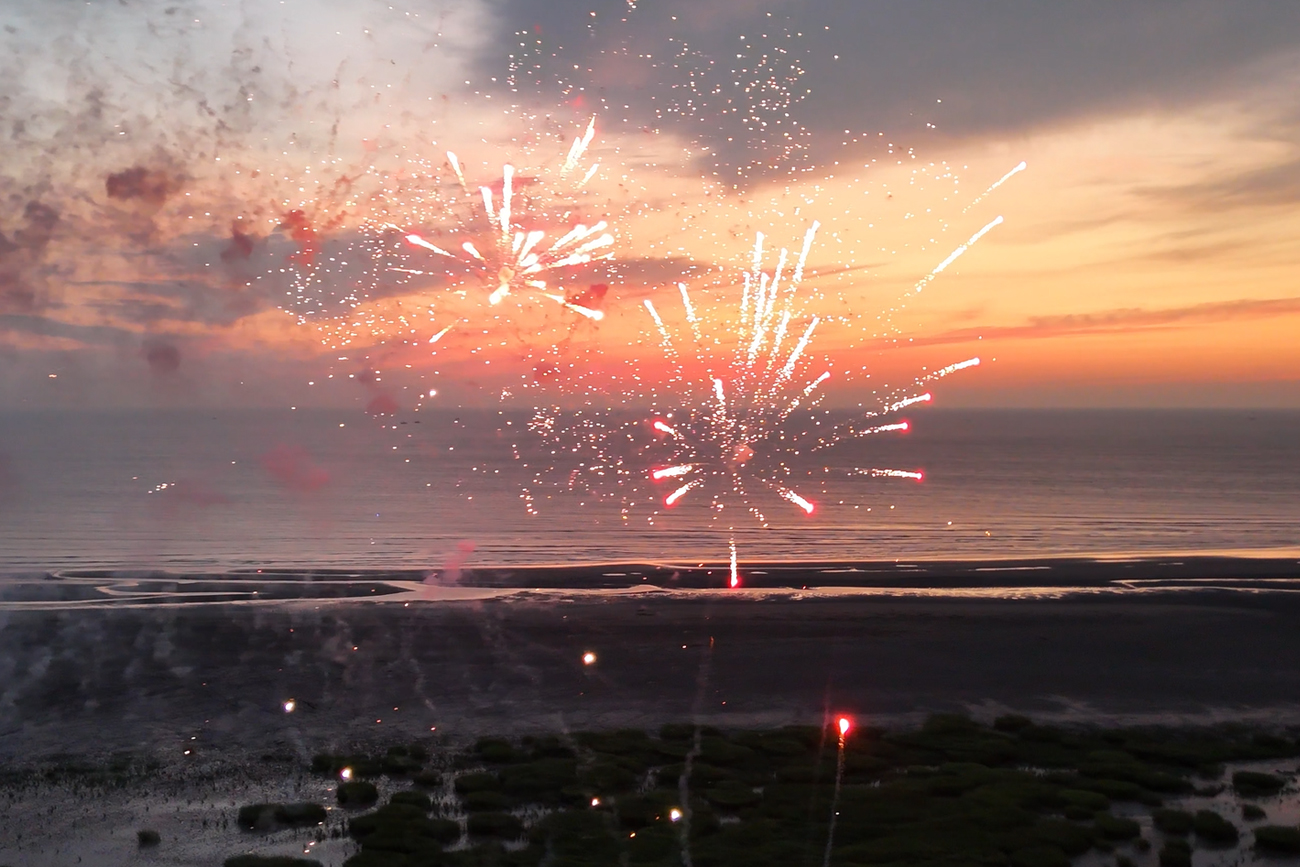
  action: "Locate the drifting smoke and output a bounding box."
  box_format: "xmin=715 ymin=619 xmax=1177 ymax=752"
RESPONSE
xmin=261 ymin=445 xmax=331 ymax=493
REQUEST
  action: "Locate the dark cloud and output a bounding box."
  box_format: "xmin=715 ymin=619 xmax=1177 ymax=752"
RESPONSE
xmin=1144 ymin=156 xmax=1300 ymax=210
xmin=142 ymin=338 xmax=181 ymax=374
xmin=909 ymin=296 xmax=1300 ymax=347
xmin=0 ymin=201 xmax=59 ymax=313
xmin=488 ymin=1 xmax=1300 ymax=173
xmin=105 ymin=166 xmax=182 ymax=206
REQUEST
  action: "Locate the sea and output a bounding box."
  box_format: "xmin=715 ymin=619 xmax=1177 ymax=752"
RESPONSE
xmin=0 ymin=408 xmax=1297 ymax=573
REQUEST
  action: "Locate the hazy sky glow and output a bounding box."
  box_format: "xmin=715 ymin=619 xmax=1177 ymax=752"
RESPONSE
xmin=3 ymin=1 xmax=1299 ymax=409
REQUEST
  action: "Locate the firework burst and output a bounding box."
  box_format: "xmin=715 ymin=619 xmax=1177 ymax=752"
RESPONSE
xmin=525 ymin=222 xmax=990 ymax=573
xmin=382 ymin=118 xmax=615 ymax=327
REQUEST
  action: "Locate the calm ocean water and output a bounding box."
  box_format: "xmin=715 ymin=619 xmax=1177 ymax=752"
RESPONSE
xmin=0 ymin=408 xmax=1296 ymax=572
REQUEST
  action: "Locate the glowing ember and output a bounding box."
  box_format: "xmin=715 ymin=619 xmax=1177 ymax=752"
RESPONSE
xmin=838 ymin=716 xmax=851 ymax=737
xmin=282 ymin=699 xmax=296 ymax=714
xmin=339 ymin=767 xmax=353 ymax=781
xmin=582 ymin=651 xmax=597 ymax=665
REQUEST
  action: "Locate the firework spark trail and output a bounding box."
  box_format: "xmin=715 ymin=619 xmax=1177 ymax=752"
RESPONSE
xmin=821 ymin=718 xmax=851 ymax=867
xmin=678 ymin=636 xmax=716 ymax=867
xmin=875 ymin=215 xmax=1004 ymax=343
xmin=963 ymin=161 xmax=1027 ymax=212
xmin=729 ymin=537 xmax=739 ymax=588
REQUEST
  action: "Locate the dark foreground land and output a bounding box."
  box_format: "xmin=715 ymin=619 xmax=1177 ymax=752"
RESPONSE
xmin=6 ymin=716 xmax=1300 ymax=867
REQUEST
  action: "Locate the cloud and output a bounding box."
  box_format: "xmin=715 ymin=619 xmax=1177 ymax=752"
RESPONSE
xmin=1144 ymin=155 xmax=1300 ymax=210
xmin=0 ymin=202 xmax=59 ymax=314
xmin=908 ymin=297 xmax=1300 ymax=347
xmin=484 ymin=1 xmax=1300 ymax=175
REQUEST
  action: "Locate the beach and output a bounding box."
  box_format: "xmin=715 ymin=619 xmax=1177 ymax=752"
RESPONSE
xmin=4 ymin=557 xmax=1300 ymax=763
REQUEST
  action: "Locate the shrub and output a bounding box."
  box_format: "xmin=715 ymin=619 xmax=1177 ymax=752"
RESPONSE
xmin=703 ymin=781 xmax=761 ymax=810
xmin=464 ymin=790 xmax=513 ymax=812
xmin=223 ymin=857 xmax=323 ymax=867
xmin=1093 ymin=813 xmax=1141 ymax=840
xmin=411 ymin=770 xmax=442 ymax=788
xmin=466 ymin=811 xmax=524 ymax=839
xmin=1233 ymin=770 xmax=1285 ymax=797
xmin=1010 ymin=845 xmax=1069 ymax=867
xmin=1255 ymin=825 xmax=1300 ymax=853
xmin=1193 ymin=809 xmax=1239 ymax=845
xmin=1158 ymin=839 xmax=1191 ymax=867
xmin=237 ymin=804 xmax=278 ymax=830
xmin=337 ymin=781 xmax=379 ymax=807
xmin=454 ymin=771 xmax=501 ymax=794
xmin=1243 ymin=803 xmax=1266 ymax=820
xmin=389 ymin=790 xmax=431 ymax=810
xmin=474 ymin=737 xmax=518 ymax=763
xmin=136 ymin=829 xmax=161 ymax=847
xmin=1153 ymin=809 xmax=1193 ymax=835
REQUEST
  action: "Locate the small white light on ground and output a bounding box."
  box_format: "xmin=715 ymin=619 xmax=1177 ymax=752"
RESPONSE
xmin=582 ymin=652 xmax=596 ymax=665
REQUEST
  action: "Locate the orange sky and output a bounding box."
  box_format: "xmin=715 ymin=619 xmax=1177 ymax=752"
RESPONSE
xmin=3 ymin=2 xmax=1298 ymax=409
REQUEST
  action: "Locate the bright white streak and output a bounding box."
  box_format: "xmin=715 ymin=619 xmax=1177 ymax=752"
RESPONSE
xmin=446 ymin=151 xmax=467 ymax=189
xmin=779 ymin=488 xmax=815 ymax=515
xmin=777 ymin=316 xmax=819 ymax=381
xmin=462 ymin=241 xmax=484 ymax=261
xmin=729 ymin=539 xmax=739 ymax=588
xmin=428 ymin=323 xmax=456 ymax=344
xmin=500 ymin=164 xmax=514 ymax=241
xmin=927 ymin=357 xmax=981 ymax=378
xmin=549 ymin=224 xmax=589 ymax=252
xmin=405 ymin=234 xmax=453 ymax=257
xmin=860 ymin=422 xmax=910 ymax=435
xmin=653 ymin=420 xmax=679 ymax=437
xmin=653 ymin=465 xmax=694 ymax=480
xmin=644 ymin=300 xmax=672 ymax=349
xmin=791 ymin=220 xmax=820 ymax=284
xmin=886 ymin=393 xmax=932 ymax=413
xmin=543 ymin=294 xmax=605 ymax=320
xmin=579 ymin=163 xmax=600 ymax=188
xmin=964 ymin=161 xmax=1027 ymax=212
xmin=929 ymin=217 xmax=1003 ymax=279
xmin=518 ymin=230 xmax=545 ymax=264
xmin=561 ymin=116 xmax=597 ymax=176
xmin=665 ymin=481 xmax=699 ymax=506
xmin=861 ymin=468 xmax=924 ymax=480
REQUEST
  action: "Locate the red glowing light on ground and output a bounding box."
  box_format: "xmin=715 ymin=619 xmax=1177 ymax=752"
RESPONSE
xmin=729 ymin=575 xmax=740 ymax=589
xmin=838 ymin=717 xmax=852 ymax=736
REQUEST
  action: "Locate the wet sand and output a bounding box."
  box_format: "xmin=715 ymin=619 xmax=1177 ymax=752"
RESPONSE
xmin=3 ymin=558 xmax=1300 ymax=762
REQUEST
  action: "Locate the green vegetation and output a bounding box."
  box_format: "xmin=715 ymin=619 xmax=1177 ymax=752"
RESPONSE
xmin=1192 ymin=809 xmax=1239 ymax=845
xmin=136 ymin=828 xmax=161 ymax=846
xmin=27 ymin=715 xmax=1278 ymax=867
xmin=1254 ymin=824 xmax=1300 ymax=853
xmin=237 ymin=803 xmax=327 ymax=830
xmin=337 ymin=781 xmax=380 ymax=807
xmin=1158 ymin=838 xmax=1191 ymax=867
xmin=224 ymin=857 xmax=324 ymax=867
xmin=1232 ymin=770 xmax=1285 ymax=797
xmin=1153 ymin=809 xmax=1193 ymax=835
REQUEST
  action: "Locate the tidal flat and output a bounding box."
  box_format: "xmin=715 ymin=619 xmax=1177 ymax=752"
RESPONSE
xmin=4 ymin=566 xmax=1300 ymax=865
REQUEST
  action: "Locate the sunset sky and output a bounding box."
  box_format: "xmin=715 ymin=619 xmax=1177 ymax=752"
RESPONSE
xmin=3 ymin=0 xmax=1299 ymax=410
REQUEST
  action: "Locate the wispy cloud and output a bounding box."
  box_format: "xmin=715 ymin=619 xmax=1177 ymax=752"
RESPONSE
xmin=907 ymin=297 xmax=1300 ymax=347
